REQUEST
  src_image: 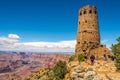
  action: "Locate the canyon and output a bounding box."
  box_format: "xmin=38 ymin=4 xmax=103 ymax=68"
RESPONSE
xmin=0 ymin=51 xmax=70 ymax=80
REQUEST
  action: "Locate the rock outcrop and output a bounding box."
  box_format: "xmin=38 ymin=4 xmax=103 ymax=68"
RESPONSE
xmin=65 ymin=60 xmax=120 ymax=80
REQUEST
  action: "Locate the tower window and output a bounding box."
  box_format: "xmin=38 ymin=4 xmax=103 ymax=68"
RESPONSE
xmin=83 ymin=30 xmax=87 ymax=32
xmin=95 ymin=11 xmax=97 ymax=14
xmin=83 ymin=41 xmax=87 ymax=44
xmin=100 ymin=45 xmax=103 ymax=47
xmin=80 ymin=12 xmax=82 ymax=16
xmin=83 ymin=50 xmax=86 ymax=52
xmin=78 ymin=42 xmax=80 ymax=44
xmin=89 ymin=10 xmax=92 ymax=14
xmin=97 ymin=43 xmax=99 ymax=45
xmin=89 ymin=41 xmax=93 ymax=44
xmin=79 ymin=21 xmax=80 ymax=24
xmin=85 ymin=20 xmax=87 ymax=23
xmin=84 ymin=11 xmax=86 ymax=14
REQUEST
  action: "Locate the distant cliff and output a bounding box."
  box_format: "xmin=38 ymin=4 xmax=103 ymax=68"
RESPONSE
xmin=0 ymin=52 xmax=70 ymax=80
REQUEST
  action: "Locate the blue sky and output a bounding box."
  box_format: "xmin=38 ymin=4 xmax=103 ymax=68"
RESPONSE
xmin=0 ymin=0 xmax=120 ymax=52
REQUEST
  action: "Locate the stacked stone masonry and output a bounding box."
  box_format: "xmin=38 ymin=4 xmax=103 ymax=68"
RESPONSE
xmin=75 ymin=5 xmax=110 ymax=59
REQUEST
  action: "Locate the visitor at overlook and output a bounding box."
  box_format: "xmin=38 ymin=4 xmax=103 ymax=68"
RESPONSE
xmin=103 ymin=53 xmax=107 ymax=61
xmin=111 ymin=56 xmax=115 ymax=61
xmin=84 ymin=55 xmax=88 ymax=62
xmin=90 ymin=55 xmax=95 ymax=65
xmin=108 ymin=55 xmax=111 ymax=58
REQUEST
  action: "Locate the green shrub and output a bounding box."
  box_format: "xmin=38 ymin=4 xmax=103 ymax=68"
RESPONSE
xmin=112 ymin=37 xmax=120 ymax=71
xmin=115 ymin=53 xmax=120 ymax=71
xmin=78 ymin=54 xmax=85 ymax=64
xmin=53 ymin=60 xmax=67 ymax=80
xmin=69 ymin=56 xmax=74 ymax=62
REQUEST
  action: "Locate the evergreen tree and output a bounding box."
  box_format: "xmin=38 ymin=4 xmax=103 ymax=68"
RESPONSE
xmin=112 ymin=37 xmax=120 ymax=71
xmin=53 ymin=60 xmax=67 ymax=80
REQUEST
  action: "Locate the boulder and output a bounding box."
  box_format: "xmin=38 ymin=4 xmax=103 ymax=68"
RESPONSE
xmin=70 ymin=62 xmax=78 ymax=67
xmin=85 ymin=67 xmax=94 ymax=72
xmin=84 ymin=71 xmax=96 ymax=80
xmin=75 ymin=78 xmax=84 ymax=80
xmin=78 ymin=73 xmax=85 ymax=78
xmin=74 ymin=65 xmax=85 ymax=73
xmin=107 ymin=73 xmax=120 ymax=80
xmin=93 ymin=74 xmax=108 ymax=80
xmin=70 ymin=72 xmax=78 ymax=79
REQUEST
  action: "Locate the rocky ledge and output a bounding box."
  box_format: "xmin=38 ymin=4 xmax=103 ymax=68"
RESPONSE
xmin=65 ymin=60 xmax=120 ymax=80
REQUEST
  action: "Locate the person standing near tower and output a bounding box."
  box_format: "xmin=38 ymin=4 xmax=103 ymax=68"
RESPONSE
xmin=103 ymin=50 xmax=107 ymax=61
xmin=90 ymin=55 xmax=95 ymax=65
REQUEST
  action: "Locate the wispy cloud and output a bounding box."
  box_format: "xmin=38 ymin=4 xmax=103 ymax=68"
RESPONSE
xmin=0 ymin=34 xmax=112 ymax=52
xmin=101 ymin=39 xmax=111 ymax=49
xmin=0 ymin=34 xmax=76 ymax=52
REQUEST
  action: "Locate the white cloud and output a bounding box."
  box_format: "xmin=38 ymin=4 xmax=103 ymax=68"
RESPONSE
xmin=101 ymin=40 xmax=109 ymax=44
xmin=13 ymin=40 xmax=76 ymax=52
xmin=0 ymin=34 xmax=76 ymax=52
xmin=0 ymin=34 xmax=112 ymax=52
xmin=101 ymin=39 xmax=111 ymax=49
xmin=8 ymin=34 xmax=20 ymax=39
xmin=0 ymin=37 xmax=18 ymax=45
xmin=22 ymin=40 xmax=76 ymax=48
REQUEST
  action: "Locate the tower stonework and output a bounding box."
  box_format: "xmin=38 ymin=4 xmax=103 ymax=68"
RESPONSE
xmin=75 ymin=5 xmax=110 ymax=59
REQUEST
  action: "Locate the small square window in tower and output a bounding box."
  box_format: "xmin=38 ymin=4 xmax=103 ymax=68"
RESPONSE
xmin=83 ymin=50 xmax=86 ymax=52
xmin=89 ymin=10 xmax=92 ymax=14
xmin=83 ymin=41 xmax=87 ymax=44
xmin=78 ymin=42 xmax=80 ymax=44
xmin=80 ymin=12 xmax=82 ymax=16
xmin=84 ymin=11 xmax=86 ymax=14
xmin=89 ymin=41 xmax=93 ymax=44
xmin=100 ymin=45 xmax=103 ymax=47
xmin=83 ymin=30 xmax=87 ymax=32
xmin=95 ymin=10 xmax=97 ymax=14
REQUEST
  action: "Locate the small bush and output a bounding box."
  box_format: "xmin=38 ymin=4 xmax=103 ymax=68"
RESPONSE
xmin=69 ymin=56 xmax=74 ymax=62
xmin=78 ymin=54 xmax=85 ymax=63
xmin=53 ymin=60 xmax=67 ymax=80
xmin=115 ymin=53 xmax=120 ymax=71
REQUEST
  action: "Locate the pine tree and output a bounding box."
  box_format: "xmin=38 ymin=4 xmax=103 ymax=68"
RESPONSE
xmin=53 ymin=60 xmax=67 ymax=80
xmin=112 ymin=37 xmax=120 ymax=71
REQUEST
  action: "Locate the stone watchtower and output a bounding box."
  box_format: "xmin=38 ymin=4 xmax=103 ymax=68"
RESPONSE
xmin=75 ymin=5 xmax=110 ymax=59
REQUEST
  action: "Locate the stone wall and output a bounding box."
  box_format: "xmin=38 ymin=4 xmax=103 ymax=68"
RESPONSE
xmin=75 ymin=5 xmax=110 ymax=60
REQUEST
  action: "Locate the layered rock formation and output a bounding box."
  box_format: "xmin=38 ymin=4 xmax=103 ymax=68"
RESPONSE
xmin=0 ymin=52 xmax=69 ymax=80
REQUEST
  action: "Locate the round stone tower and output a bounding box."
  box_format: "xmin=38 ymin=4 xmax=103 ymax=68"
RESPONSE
xmin=74 ymin=5 xmax=111 ymax=60
xmin=75 ymin=5 xmax=101 ymax=57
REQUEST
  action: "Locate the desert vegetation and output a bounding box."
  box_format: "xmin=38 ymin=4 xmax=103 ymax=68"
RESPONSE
xmin=112 ymin=37 xmax=120 ymax=71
